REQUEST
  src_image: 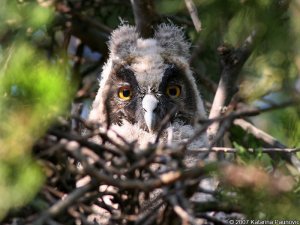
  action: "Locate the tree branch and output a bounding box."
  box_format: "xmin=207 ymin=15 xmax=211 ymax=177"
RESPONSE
xmin=207 ymin=31 xmax=256 ymax=144
xmin=55 ymin=2 xmax=110 ymax=53
xmin=81 ymin=157 xmax=213 ymax=192
xmin=130 ymin=0 xmax=157 ymax=38
xmin=233 ymin=119 xmax=300 ymax=172
xmin=188 ymin=147 xmax=300 ymax=154
xmin=184 ymin=0 xmax=202 ymax=32
xmin=32 ymin=182 xmax=97 ymax=225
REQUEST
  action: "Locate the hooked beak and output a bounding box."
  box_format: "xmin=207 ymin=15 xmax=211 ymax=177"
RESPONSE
xmin=142 ymin=94 xmax=159 ymax=133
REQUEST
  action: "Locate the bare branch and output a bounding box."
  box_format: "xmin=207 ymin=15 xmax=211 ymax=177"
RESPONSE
xmin=55 ymin=2 xmax=110 ymax=53
xmin=193 ymin=200 xmax=241 ymax=213
xmin=82 ymin=158 xmax=212 ymax=192
xmin=233 ymin=119 xmax=285 ymax=148
xmin=32 ymin=182 xmax=97 ymax=225
xmin=130 ymin=0 xmax=157 ymax=38
xmin=198 ymin=213 xmax=229 ymax=225
xmin=184 ymin=0 xmax=202 ymax=32
xmin=233 ymin=119 xmax=300 ymax=172
xmin=49 ymin=128 xmax=125 ymax=157
xmin=207 ymin=31 xmax=256 ymax=144
xmin=188 ymin=147 xmax=300 ymax=154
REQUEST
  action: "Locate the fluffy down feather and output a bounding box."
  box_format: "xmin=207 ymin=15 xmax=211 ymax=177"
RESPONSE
xmin=89 ymin=23 xmax=208 ymax=156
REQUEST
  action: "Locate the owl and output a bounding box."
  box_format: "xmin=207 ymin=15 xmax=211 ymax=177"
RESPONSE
xmin=88 ymin=23 xmax=207 ymax=150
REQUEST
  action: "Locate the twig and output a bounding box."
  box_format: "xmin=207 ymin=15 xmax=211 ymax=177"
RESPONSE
xmin=182 ymin=98 xmax=299 ymax=156
xmin=162 ymin=15 xmax=194 ymax=26
xmin=184 ymin=99 xmax=296 ymax=149
xmin=184 ymin=0 xmax=202 ymax=32
xmin=49 ymin=128 xmax=125 ymax=157
xmin=207 ymin=99 xmax=297 ymax=149
xmin=72 ymin=42 xmax=84 ymax=89
xmin=194 ymin=71 xmax=218 ymax=94
xmin=72 ymin=115 xmax=131 ymax=149
xmin=200 ymin=99 xmax=297 ymax=125
xmin=155 ymin=106 xmax=178 ymax=144
xmin=130 ymin=0 xmax=157 ymax=38
xmin=168 ymin=195 xmax=200 ymax=225
xmin=198 ymin=213 xmax=230 ymax=225
xmin=188 ymin=147 xmax=300 ymax=154
xmin=135 ymin=200 xmax=165 ymax=225
xmin=82 ymin=159 xmax=212 ymax=192
xmin=193 ymin=200 xmax=241 ymax=213
xmin=208 ymin=118 xmax=232 ymax=149
xmin=182 ymin=120 xmax=211 ymax=149
xmin=55 ymin=2 xmax=109 ymax=53
xmin=32 ymin=182 xmax=97 ymax=225
xmin=71 ymin=12 xmax=112 ymax=34
xmin=62 ymin=29 xmax=71 ymax=53
xmin=207 ymin=0 xmax=292 ymax=144
xmin=70 ymin=20 xmax=108 ymax=54
xmin=56 ymin=2 xmax=112 ymax=33
xmin=207 ymin=30 xmax=256 ymax=143
xmin=233 ymin=119 xmax=285 ymax=148
xmin=233 ymin=118 xmax=300 ymax=172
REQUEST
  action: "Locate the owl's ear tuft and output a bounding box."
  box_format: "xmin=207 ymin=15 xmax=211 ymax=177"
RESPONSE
xmin=154 ymin=24 xmax=191 ymax=59
xmin=109 ymin=24 xmax=139 ymax=58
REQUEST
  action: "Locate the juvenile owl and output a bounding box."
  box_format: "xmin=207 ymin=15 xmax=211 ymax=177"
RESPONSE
xmin=89 ymin=24 xmax=207 ymax=150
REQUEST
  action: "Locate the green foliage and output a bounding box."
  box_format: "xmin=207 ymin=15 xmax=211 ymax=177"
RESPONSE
xmin=0 ymin=157 xmax=43 ymax=219
xmin=218 ymin=142 xmax=300 ymax=220
xmin=156 ymin=0 xmax=185 ymax=14
xmin=228 ymin=142 xmax=273 ymax=173
xmin=266 ymin=107 xmax=300 ymax=148
xmin=226 ymin=186 xmax=300 ymax=220
xmin=188 ymin=0 xmax=300 ymax=154
xmin=0 ymin=0 xmax=53 ymax=38
xmin=0 ymin=1 xmax=71 ymax=220
xmin=0 ymin=43 xmax=70 ymax=159
xmin=218 ymin=161 xmax=300 ymax=221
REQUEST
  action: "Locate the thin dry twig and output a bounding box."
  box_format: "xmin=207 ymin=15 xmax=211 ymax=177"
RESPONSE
xmin=184 ymin=0 xmax=202 ymax=32
xmin=198 ymin=213 xmax=229 ymax=225
xmin=49 ymin=128 xmax=125 ymax=157
xmin=32 ymin=181 xmax=98 ymax=225
xmin=168 ymin=195 xmax=199 ymax=225
xmin=234 ymin=118 xmax=300 ymax=171
xmin=188 ymin=147 xmax=300 ymax=154
xmin=130 ymin=0 xmax=157 ymax=38
xmin=207 ymin=30 xmax=256 ymax=144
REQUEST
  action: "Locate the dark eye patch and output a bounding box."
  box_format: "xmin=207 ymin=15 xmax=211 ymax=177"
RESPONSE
xmin=105 ymin=64 xmax=139 ymax=125
xmin=164 ymin=64 xmax=181 ymax=80
xmin=115 ymin=67 xmax=135 ymax=82
xmin=159 ymin=64 xmax=183 ymax=92
xmin=109 ymin=64 xmax=139 ymax=92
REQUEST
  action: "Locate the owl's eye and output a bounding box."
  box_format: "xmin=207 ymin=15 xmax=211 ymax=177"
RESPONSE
xmin=118 ymin=86 xmax=132 ymax=100
xmin=166 ymin=85 xmax=181 ymax=97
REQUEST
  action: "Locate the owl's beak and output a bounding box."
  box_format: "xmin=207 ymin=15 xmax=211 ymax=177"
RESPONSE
xmin=142 ymin=94 xmax=159 ymax=133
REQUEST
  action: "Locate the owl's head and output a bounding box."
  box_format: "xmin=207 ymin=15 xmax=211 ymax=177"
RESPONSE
xmin=89 ymin=24 xmax=206 ymax=134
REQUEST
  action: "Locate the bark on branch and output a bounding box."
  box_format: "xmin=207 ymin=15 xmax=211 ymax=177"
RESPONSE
xmin=207 ymin=31 xmax=256 ymax=144
xmin=184 ymin=0 xmax=202 ymax=32
xmin=130 ymin=0 xmax=157 ymax=38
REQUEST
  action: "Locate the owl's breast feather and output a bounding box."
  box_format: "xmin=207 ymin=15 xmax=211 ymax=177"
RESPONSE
xmin=107 ymin=119 xmax=208 ymax=152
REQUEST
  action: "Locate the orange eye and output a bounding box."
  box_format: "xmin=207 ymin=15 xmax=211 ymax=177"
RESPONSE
xmin=118 ymin=86 xmax=132 ymax=100
xmin=166 ymin=85 xmax=181 ymax=97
